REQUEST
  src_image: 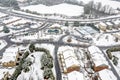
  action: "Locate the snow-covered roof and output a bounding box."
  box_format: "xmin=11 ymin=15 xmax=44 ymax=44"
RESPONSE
xmin=99 ymin=22 xmax=107 ymax=26
xmin=0 ymin=12 xmax=7 ymax=18
xmin=3 ymin=17 xmax=21 ymax=25
xmin=88 ymin=46 xmax=102 ymax=54
xmin=50 ymin=23 xmax=61 ymax=28
xmin=88 ymin=46 xmax=108 ymax=66
xmin=65 ymin=57 xmax=80 ymax=68
xmin=113 ymin=20 xmax=120 ymax=25
xmin=99 ymin=69 xmax=117 ymax=80
xmin=62 ymin=49 xmax=76 ymax=59
xmin=17 ymin=0 xmax=27 ymax=2
xmin=62 ymin=49 xmax=80 ymax=68
xmin=67 ymin=71 xmax=84 ymax=80
xmin=106 ymin=22 xmax=113 ymax=26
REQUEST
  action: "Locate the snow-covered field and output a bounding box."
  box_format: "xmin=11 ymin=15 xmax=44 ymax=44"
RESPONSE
xmin=22 ymin=3 xmax=84 ymax=16
xmin=92 ymin=33 xmax=120 ymax=46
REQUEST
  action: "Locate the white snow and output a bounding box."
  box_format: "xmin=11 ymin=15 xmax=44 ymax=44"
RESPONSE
xmin=17 ymin=52 xmax=44 ymax=80
xmin=67 ymin=71 xmax=84 ymax=80
xmin=22 ymin=3 xmax=84 ymax=16
xmin=88 ymin=46 xmax=109 ymax=66
xmin=99 ymin=69 xmax=117 ymax=80
xmin=92 ymin=33 xmax=120 ymax=46
xmin=0 ymin=12 xmax=8 ymax=18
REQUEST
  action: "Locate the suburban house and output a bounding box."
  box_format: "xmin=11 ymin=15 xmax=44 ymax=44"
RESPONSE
xmin=98 ymin=22 xmax=107 ymax=31
xmin=58 ymin=49 xmax=80 ymax=74
xmin=88 ymin=46 xmax=109 ymax=72
xmin=106 ymin=22 xmax=113 ymax=30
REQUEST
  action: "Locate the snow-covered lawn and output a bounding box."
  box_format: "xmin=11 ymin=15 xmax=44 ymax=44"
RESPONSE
xmin=22 ymin=3 xmax=84 ymax=16
xmin=92 ymin=33 xmax=120 ymax=46
xmin=35 ymin=44 xmax=56 ymax=79
xmin=17 ymin=52 xmax=44 ymax=80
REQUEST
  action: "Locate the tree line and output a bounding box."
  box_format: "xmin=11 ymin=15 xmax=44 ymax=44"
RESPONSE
xmin=0 ymin=0 xmax=20 ymax=10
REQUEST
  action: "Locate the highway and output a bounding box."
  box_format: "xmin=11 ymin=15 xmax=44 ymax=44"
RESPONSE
xmin=0 ymin=8 xmax=120 ymax=23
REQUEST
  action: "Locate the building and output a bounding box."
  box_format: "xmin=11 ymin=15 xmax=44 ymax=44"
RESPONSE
xmin=113 ymin=20 xmax=120 ymax=28
xmin=98 ymin=22 xmax=107 ymax=31
xmin=58 ymin=49 xmax=80 ymax=74
xmin=3 ymin=17 xmax=21 ymax=25
xmin=106 ymin=22 xmax=113 ymax=30
xmin=1 ymin=48 xmax=25 ymax=67
xmin=88 ymin=46 xmax=109 ymax=72
xmin=45 ymin=24 xmax=63 ymax=35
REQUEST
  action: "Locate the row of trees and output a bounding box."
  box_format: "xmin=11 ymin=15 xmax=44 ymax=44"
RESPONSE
xmin=106 ymin=47 xmax=119 ymax=66
xmin=10 ymin=51 xmax=30 ymax=80
xmin=84 ymin=1 xmax=115 ymax=15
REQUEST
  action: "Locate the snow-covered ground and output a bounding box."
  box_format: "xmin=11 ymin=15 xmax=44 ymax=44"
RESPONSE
xmin=17 ymin=52 xmax=44 ymax=80
xmin=22 ymin=3 xmax=84 ymax=16
xmin=35 ymin=44 xmax=56 ymax=79
xmin=92 ymin=33 xmax=120 ymax=46
xmin=111 ymin=51 xmax=120 ymax=75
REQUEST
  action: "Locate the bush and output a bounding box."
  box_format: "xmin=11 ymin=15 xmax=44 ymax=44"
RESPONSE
xmin=73 ymin=21 xmax=79 ymax=27
xmin=41 ymin=54 xmax=53 ymax=69
xmin=29 ymin=44 xmax=35 ymax=53
xmin=65 ymin=21 xmax=69 ymax=26
xmin=3 ymin=26 xmax=10 ymax=33
xmin=43 ymin=68 xmax=53 ymax=79
xmin=113 ymin=56 xmax=119 ymax=66
xmin=23 ymin=66 xmax=30 ymax=72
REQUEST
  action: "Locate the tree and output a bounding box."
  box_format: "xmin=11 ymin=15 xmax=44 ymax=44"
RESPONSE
xmin=96 ymin=2 xmax=102 ymax=11
xmin=43 ymin=68 xmax=53 ymax=79
xmin=65 ymin=21 xmax=69 ymax=26
xmin=0 ymin=0 xmax=20 ymax=10
xmin=73 ymin=21 xmax=79 ymax=27
xmin=29 ymin=44 xmax=35 ymax=53
xmin=3 ymin=26 xmax=10 ymax=33
xmin=113 ymin=56 xmax=119 ymax=66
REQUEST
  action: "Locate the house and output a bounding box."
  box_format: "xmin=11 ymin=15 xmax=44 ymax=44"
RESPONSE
xmin=113 ymin=20 xmax=120 ymax=28
xmin=58 ymin=49 xmax=80 ymax=74
xmin=106 ymin=22 xmax=113 ymax=30
xmin=3 ymin=17 xmax=21 ymax=25
xmin=98 ymin=22 xmax=107 ymax=31
xmin=0 ymin=12 xmax=8 ymax=18
xmin=1 ymin=48 xmax=25 ymax=67
xmin=88 ymin=46 xmax=109 ymax=72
